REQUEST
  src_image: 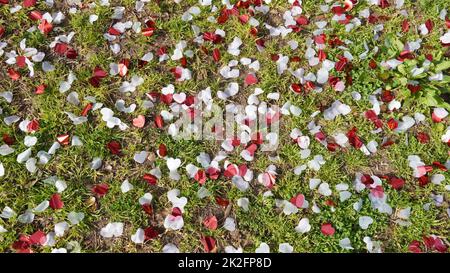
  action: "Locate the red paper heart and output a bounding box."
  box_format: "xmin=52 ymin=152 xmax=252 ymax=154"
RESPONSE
xmin=245 ymin=73 xmax=258 ymax=85
xmin=203 ymin=216 xmax=218 ymax=230
xmin=321 ymin=223 xmax=335 ymax=236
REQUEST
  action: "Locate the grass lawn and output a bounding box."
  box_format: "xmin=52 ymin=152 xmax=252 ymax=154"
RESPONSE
xmin=0 ymin=0 xmax=449 ymax=253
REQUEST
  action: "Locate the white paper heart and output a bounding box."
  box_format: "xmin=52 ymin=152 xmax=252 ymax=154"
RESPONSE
xmin=138 ymin=193 xmax=153 ymax=205
xmin=359 ymin=216 xmax=374 ymax=230
xmin=339 ymin=238 xmax=354 ymax=250
xmin=0 ymin=206 xmax=16 ymax=219
xmin=163 ymin=215 xmax=184 ymax=231
xmin=133 ymin=151 xmax=148 ymax=164
xmin=100 ymin=222 xmax=124 ymax=238
xmin=163 ymin=243 xmax=180 ymax=253
xmin=131 ymin=228 xmax=144 ymax=244
xmin=33 ymin=201 xmax=49 ymax=213
xmin=255 ymin=243 xmax=270 ymax=253
xmin=55 ymin=221 xmax=69 ymax=237
xmin=318 ymin=183 xmax=332 ymax=196
xmin=120 ymin=179 xmax=133 ymax=193
xmin=166 ymin=157 xmax=181 ymax=171
xmin=223 ymin=217 xmax=236 ymax=232
xmin=18 ymin=210 xmax=34 ymax=224
xmin=17 ymin=148 xmax=32 ymax=163
xmin=295 ymin=218 xmax=311 ymax=234
xmin=278 ymin=243 xmax=293 ymax=253
xmin=68 ymin=212 xmax=85 ymax=225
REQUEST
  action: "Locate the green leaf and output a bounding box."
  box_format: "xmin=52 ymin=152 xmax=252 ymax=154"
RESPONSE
xmin=398 ymin=87 xmax=410 ymax=98
xmin=379 ymin=71 xmax=390 ymax=81
xmin=435 ymin=75 xmax=450 ymax=85
xmin=420 ymin=94 xmax=439 ymax=107
xmin=398 ymin=77 xmax=408 ymax=86
xmin=397 ymin=64 xmax=407 ymax=75
xmin=419 ymin=90 xmax=450 ymax=109
xmin=392 ymin=37 xmax=404 ymax=52
xmin=412 ymin=73 xmax=427 ymax=79
xmin=435 ymin=61 xmax=450 ymax=72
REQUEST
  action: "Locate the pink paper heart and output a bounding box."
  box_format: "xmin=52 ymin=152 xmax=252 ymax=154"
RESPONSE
xmin=133 ymin=115 xmax=146 ymax=128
